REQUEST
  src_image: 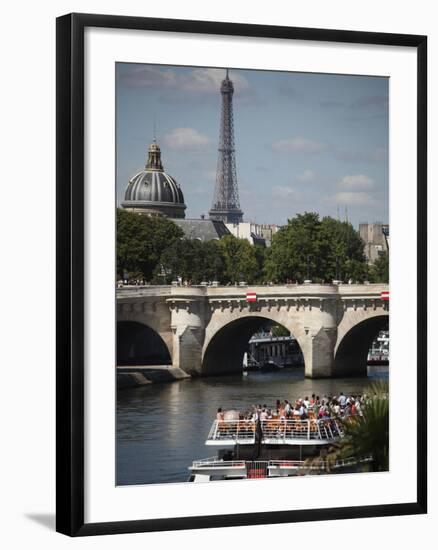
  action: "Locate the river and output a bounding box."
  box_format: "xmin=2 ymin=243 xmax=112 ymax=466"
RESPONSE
xmin=116 ymin=366 xmax=388 ymax=485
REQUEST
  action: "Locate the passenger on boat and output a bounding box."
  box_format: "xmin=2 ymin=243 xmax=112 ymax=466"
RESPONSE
xmin=215 ymin=392 xmax=365 ymax=428
xmin=338 ymin=392 xmax=347 ymax=407
xmin=292 ymin=406 xmax=301 ymax=418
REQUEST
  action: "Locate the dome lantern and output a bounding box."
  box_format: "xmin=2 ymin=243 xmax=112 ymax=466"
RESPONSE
xmin=145 ymin=139 xmax=163 ymax=171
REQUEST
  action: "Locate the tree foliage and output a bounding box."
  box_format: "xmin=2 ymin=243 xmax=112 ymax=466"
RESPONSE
xmin=218 ymin=235 xmax=260 ymax=284
xmin=155 ymin=235 xmax=263 ymax=285
xmin=116 ymin=209 xmax=183 ymax=281
xmin=340 ymin=382 xmax=389 ymax=471
xmin=153 ymin=239 xmax=226 ymax=284
xmin=116 ymin=209 xmax=385 ymax=286
xmin=305 ymin=382 xmax=389 ymax=474
xmin=270 ymin=324 xmax=290 ymax=337
xmin=265 ymin=212 xmax=367 ymax=283
xmin=368 ymin=252 xmax=389 ymax=283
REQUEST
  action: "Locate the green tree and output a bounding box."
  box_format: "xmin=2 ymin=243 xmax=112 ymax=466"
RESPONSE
xmin=265 ymin=212 xmax=320 ymax=283
xmin=319 ymin=216 xmax=367 ymax=281
xmin=341 ymin=382 xmax=389 ymax=471
xmin=265 ymin=212 xmax=367 ymax=283
xmin=116 ymin=209 xmax=183 ymax=281
xmin=270 ymin=324 xmax=290 ymax=337
xmin=219 ymin=235 xmax=259 ymax=284
xmin=369 ymin=252 xmax=389 ymax=283
xmin=154 ymin=239 xmax=226 ymax=284
xmin=305 ymin=382 xmax=389 ymax=473
xmin=253 ymin=244 xmax=267 ymax=284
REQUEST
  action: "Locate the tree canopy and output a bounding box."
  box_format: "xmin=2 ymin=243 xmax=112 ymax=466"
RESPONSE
xmin=116 ymin=209 xmax=388 ymax=285
xmin=368 ymin=252 xmax=389 ymax=283
xmin=219 ymin=235 xmax=261 ymax=284
xmin=154 ymin=234 xmax=263 ymax=285
xmin=116 ymin=209 xmax=183 ymax=281
xmin=265 ymin=212 xmax=368 ymax=283
xmin=153 ymin=238 xmax=226 ymax=284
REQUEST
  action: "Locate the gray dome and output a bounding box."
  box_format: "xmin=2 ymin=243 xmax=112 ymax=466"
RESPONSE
xmin=122 ymin=140 xmax=186 ymax=218
xmin=124 ymin=170 xmax=185 ymax=204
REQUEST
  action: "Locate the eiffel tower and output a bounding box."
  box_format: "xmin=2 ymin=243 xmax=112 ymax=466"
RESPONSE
xmin=209 ymin=69 xmax=243 ymax=224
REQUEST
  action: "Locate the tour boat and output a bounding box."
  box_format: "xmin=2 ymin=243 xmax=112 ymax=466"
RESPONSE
xmin=188 ymin=413 xmax=372 ymax=482
xmin=367 ymin=330 xmax=389 ymax=365
xmin=259 ymin=359 xmax=284 ymax=372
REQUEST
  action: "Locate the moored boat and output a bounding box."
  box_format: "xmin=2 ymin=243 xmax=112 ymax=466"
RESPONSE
xmin=367 ymin=330 xmax=389 ymax=365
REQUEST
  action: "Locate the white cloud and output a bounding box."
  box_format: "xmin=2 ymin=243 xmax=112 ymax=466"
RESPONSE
xmin=120 ymin=66 xmax=250 ymax=95
xmin=183 ymin=68 xmax=250 ymax=94
xmin=120 ymin=66 xmax=178 ymax=88
xmin=296 ymin=169 xmax=316 ymax=183
xmin=334 ymin=192 xmax=374 ymax=206
xmin=272 ymin=185 xmax=295 ymax=199
xmin=164 ymin=128 xmax=211 ymax=150
xmin=272 ymin=137 xmax=329 ymax=154
xmin=337 ymin=174 xmax=374 ymax=191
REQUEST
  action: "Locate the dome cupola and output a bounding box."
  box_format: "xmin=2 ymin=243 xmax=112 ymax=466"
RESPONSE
xmin=122 ymin=140 xmax=186 ymax=219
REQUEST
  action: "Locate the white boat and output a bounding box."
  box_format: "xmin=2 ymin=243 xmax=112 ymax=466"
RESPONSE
xmin=188 ymin=415 xmax=372 ymax=482
xmin=367 ymin=330 xmax=389 ymax=365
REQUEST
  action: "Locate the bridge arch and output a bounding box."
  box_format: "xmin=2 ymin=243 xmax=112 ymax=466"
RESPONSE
xmin=202 ymin=312 xmax=307 ymax=376
xmin=334 ymin=315 xmax=388 ymax=377
xmin=117 ymin=321 xmax=172 ymax=366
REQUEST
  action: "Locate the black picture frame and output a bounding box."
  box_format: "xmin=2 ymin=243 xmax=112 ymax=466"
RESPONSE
xmin=56 ymin=12 xmax=427 ymax=537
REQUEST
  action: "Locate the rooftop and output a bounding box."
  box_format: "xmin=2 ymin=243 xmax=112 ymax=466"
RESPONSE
xmin=171 ymin=218 xmax=231 ymax=241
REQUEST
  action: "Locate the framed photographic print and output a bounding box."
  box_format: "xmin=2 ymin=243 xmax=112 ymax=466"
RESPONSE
xmin=56 ymin=13 xmax=427 ymax=536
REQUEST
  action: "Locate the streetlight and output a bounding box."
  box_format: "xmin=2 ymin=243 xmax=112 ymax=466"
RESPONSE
xmin=333 ymin=257 xmax=341 ymax=285
xmin=305 ymin=255 xmax=312 ymax=284
xmin=382 ymin=225 xmax=389 ymax=252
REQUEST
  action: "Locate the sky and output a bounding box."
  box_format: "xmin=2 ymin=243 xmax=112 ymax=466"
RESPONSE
xmin=116 ymin=64 xmax=389 ymax=228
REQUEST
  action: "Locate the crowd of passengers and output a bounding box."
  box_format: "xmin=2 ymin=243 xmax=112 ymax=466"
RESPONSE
xmin=216 ymin=392 xmax=364 ymax=423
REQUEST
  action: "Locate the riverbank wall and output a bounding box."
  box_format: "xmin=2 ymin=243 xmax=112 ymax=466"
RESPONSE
xmin=117 ymin=365 xmax=190 ymax=389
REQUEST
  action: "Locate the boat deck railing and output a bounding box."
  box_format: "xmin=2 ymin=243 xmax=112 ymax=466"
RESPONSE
xmin=190 ymin=455 xmax=373 ymax=474
xmin=206 ymin=417 xmax=345 ymax=445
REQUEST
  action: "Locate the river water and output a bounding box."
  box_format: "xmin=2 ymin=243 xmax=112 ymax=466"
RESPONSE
xmin=116 ymin=366 xmax=388 ymax=486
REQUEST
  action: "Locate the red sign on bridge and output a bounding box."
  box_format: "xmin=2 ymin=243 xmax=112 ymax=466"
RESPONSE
xmin=380 ymin=291 xmax=389 ymax=301
xmin=246 ymin=292 xmax=257 ymax=303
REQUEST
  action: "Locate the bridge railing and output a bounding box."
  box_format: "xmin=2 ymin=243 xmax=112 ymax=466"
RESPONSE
xmin=116 ymin=285 xmax=172 ymax=297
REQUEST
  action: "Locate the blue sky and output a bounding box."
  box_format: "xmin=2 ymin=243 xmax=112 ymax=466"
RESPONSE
xmin=116 ymin=64 xmax=388 ymax=228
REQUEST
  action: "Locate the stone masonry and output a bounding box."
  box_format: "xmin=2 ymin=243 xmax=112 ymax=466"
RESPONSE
xmin=117 ymin=284 xmax=389 ymax=379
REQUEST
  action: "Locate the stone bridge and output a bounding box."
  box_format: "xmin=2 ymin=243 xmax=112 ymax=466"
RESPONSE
xmin=116 ymin=283 xmax=389 ymax=378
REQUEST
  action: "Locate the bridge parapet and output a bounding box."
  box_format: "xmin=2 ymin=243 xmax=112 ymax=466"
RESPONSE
xmin=337 ymin=283 xmax=389 ymax=298
xmin=116 ymin=283 xmax=388 ymax=301
xmin=117 ymin=285 xmax=172 ymax=300
xmin=204 ymin=284 xmax=340 ymax=298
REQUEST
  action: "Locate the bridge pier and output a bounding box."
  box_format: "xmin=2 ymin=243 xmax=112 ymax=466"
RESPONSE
xmin=302 ymin=327 xmax=336 ymax=378
xmin=171 ymin=325 xmax=204 ymax=375
xmin=168 ymin=293 xmax=207 ymax=376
